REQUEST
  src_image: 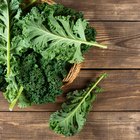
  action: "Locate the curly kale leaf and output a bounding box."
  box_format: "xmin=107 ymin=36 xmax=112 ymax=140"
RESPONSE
xmin=14 ymin=4 xmax=106 ymax=64
xmin=49 ymin=73 xmax=107 ymax=136
xmin=16 ymin=50 xmax=68 ymax=106
xmin=0 ymin=0 xmax=21 ymax=66
xmin=16 ymin=51 xmax=49 ymax=105
xmin=35 ymin=3 xmax=96 ymax=53
xmin=37 ymin=3 xmax=83 ymax=19
xmin=0 ymin=0 xmax=23 ymax=110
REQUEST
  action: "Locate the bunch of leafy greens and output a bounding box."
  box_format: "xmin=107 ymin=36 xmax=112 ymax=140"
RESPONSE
xmin=16 ymin=50 xmax=68 ymax=107
xmin=0 ymin=0 xmax=24 ymax=111
xmin=0 ymin=0 xmax=107 ymax=111
xmin=49 ymin=73 xmax=107 ymax=136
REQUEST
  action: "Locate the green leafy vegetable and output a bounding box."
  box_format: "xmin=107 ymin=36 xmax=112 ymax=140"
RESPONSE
xmin=49 ymin=73 xmax=107 ymax=136
xmin=0 ymin=1 xmax=107 ymax=111
xmin=0 ymin=1 xmax=108 ymax=136
xmin=9 ymin=3 xmax=106 ymax=108
xmin=0 ymin=0 xmax=23 ymax=110
xmin=0 ymin=0 xmax=11 ymax=70
xmin=16 ymin=6 xmax=106 ymax=63
xmin=16 ymin=50 xmax=66 ymax=106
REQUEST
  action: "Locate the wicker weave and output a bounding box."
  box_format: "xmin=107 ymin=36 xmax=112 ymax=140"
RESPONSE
xmin=62 ymin=63 xmax=81 ymax=88
xmin=37 ymin=0 xmax=82 ymax=88
xmin=40 ymin=0 xmax=56 ymax=4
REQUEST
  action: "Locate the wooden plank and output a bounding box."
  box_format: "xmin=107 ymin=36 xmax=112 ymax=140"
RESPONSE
xmin=0 ymin=112 xmax=140 ymax=140
xmin=0 ymin=70 xmax=140 ymax=111
xmin=56 ymin=0 xmax=140 ymax=21
xmin=83 ymin=22 xmax=140 ymax=68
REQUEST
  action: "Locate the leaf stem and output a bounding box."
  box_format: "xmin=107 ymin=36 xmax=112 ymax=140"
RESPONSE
xmin=9 ymin=86 xmax=24 ymax=111
xmin=85 ymin=73 xmax=107 ymax=96
xmin=6 ymin=0 xmax=11 ymax=76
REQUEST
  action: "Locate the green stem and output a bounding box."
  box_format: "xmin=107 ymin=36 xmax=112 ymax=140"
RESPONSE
xmin=9 ymin=86 xmax=24 ymax=111
xmin=6 ymin=0 xmax=11 ymax=76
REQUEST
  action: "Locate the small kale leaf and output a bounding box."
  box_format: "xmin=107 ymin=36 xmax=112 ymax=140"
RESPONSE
xmin=49 ymin=73 xmax=107 ymax=136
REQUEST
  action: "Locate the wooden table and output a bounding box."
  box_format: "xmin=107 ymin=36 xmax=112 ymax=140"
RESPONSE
xmin=0 ymin=0 xmax=140 ymax=139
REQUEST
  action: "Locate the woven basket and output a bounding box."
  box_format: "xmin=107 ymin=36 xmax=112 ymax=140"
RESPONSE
xmin=36 ymin=0 xmax=82 ymax=88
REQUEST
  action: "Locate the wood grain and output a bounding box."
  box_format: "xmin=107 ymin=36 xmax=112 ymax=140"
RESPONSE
xmin=55 ymin=0 xmax=140 ymax=21
xmin=0 ymin=112 xmax=140 ymax=140
xmin=83 ymin=22 xmax=140 ymax=69
xmin=1 ymin=70 xmax=140 ymax=111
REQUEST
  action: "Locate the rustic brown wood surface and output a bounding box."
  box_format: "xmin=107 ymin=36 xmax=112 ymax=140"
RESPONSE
xmin=55 ymin=0 xmax=140 ymax=21
xmin=0 ymin=0 xmax=140 ymax=140
xmin=84 ymin=22 xmax=140 ymax=69
xmin=0 ymin=112 xmax=140 ymax=140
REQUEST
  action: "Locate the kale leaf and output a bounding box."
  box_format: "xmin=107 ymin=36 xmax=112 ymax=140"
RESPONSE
xmin=13 ymin=3 xmax=106 ymax=64
xmin=16 ymin=50 xmax=69 ymax=107
xmin=49 ymin=73 xmax=107 ymax=136
xmin=0 ymin=0 xmax=24 ymax=110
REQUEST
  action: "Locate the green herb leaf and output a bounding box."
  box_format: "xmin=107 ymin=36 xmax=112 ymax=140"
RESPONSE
xmin=0 ymin=0 xmax=23 ymax=110
xmin=19 ymin=7 xmax=106 ymax=63
xmin=49 ymin=73 xmax=107 ymax=136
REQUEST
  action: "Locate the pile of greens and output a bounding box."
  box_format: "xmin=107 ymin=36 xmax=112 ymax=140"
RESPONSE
xmin=0 ymin=0 xmax=107 ymax=136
